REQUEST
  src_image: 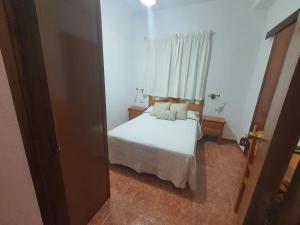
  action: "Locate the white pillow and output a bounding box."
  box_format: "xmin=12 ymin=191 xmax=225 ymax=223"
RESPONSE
xmin=170 ymin=103 xmax=188 ymax=120
xmin=187 ymin=110 xmax=198 ymax=120
xmin=151 ymin=102 xmax=171 ymax=116
xmin=170 ymin=103 xmax=188 ymax=111
xmin=156 ymin=110 xmax=177 ymax=121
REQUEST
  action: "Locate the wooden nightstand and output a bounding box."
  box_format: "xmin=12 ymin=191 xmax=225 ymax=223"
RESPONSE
xmin=128 ymin=106 xmax=147 ymax=120
xmin=202 ymin=116 xmax=225 ymax=140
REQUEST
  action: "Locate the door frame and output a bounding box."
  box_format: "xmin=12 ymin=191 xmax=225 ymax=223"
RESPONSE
xmin=0 ymin=1 xmax=69 ymax=224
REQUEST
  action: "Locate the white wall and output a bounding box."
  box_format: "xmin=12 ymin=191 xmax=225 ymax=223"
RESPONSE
xmin=0 ymin=51 xmax=43 ymax=225
xmin=132 ymin=0 xmax=267 ymax=140
xmin=101 ymin=0 xmax=299 ymax=141
xmin=100 ymin=0 xmax=135 ymax=130
xmin=238 ymin=0 xmax=300 ymax=141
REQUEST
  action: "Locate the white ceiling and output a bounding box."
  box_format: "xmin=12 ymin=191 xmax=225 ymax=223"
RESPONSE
xmin=125 ymin=0 xmax=215 ymax=12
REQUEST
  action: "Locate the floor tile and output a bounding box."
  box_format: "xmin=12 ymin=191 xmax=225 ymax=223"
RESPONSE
xmin=89 ymin=140 xmax=245 ymax=225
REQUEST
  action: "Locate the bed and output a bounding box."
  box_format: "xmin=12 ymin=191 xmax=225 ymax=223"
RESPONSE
xmin=108 ymin=97 xmax=204 ymax=191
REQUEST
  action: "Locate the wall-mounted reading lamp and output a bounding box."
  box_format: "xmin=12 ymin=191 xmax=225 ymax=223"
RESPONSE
xmin=208 ymin=93 xmax=226 ymax=114
xmin=208 ymin=93 xmax=221 ymax=100
xmin=135 ymin=88 xmax=146 ymax=103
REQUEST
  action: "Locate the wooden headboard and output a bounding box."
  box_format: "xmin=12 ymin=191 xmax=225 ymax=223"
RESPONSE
xmin=149 ymin=96 xmax=204 ymax=119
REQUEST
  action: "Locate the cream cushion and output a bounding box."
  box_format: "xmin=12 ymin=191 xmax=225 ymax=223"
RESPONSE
xmin=170 ymin=103 xmax=188 ymax=120
xmin=156 ymin=110 xmax=177 ymax=121
xmin=151 ymin=102 xmax=171 ymax=116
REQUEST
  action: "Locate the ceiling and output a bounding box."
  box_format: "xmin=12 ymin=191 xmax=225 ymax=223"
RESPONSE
xmin=125 ymin=0 xmax=215 ymax=12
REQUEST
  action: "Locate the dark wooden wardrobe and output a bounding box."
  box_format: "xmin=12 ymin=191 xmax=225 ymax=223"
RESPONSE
xmin=0 ymin=0 xmax=110 ymax=225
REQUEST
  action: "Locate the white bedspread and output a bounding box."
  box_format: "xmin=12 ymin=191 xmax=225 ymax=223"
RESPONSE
xmin=108 ymin=112 xmax=202 ymax=191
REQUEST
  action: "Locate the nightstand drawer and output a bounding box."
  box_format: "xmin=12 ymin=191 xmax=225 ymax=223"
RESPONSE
xmin=128 ymin=106 xmax=147 ymax=120
xmin=202 ymin=127 xmax=223 ymax=137
xmin=202 ymin=116 xmax=226 ymax=139
xmin=129 ymin=109 xmax=142 ymax=114
xmin=202 ymin=120 xmax=224 ymax=129
xmin=129 ymin=112 xmax=140 ymax=120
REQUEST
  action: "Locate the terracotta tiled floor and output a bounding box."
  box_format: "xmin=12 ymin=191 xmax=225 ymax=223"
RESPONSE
xmin=89 ymin=140 xmax=246 ymax=225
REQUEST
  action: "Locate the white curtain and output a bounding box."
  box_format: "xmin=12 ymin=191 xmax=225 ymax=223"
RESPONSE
xmin=144 ymin=32 xmax=213 ymax=101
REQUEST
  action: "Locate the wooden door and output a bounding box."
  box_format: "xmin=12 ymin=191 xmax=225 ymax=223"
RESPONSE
xmin=235 ymin=22 xmax=297 ymax=213
xmin=0 ymin=1 xmax=70 ymax=224
xmin=33 ymin=1 xmax=110 ymax=225
xmin=0 ymin=0 xmax=110 ymax=225
xmin=237 ymin=16 xmax=300 ymax=225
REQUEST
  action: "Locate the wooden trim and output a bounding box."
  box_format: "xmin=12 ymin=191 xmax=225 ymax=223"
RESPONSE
xmin=95 ymin=0 xmax=111 ymax=200
xmin=249 ymin=40 xmax=275 ymax=134
xmin=149 ymin=96 xmax=168 ymax=106
xmin=149 ymin=96 xmax=204 ymax=119
xmin=266 ymin=9 xmax=299 ymax=39
xmin=0 ymin=1 xmax=69 ymax=224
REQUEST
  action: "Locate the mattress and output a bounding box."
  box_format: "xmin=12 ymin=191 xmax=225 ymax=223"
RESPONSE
xmin=108 ymin=111 xmax=202 ymax=191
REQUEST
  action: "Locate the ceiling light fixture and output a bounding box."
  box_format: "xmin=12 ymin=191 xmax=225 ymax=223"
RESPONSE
xmin=140 ymin=0 xmax=156 ymax=7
